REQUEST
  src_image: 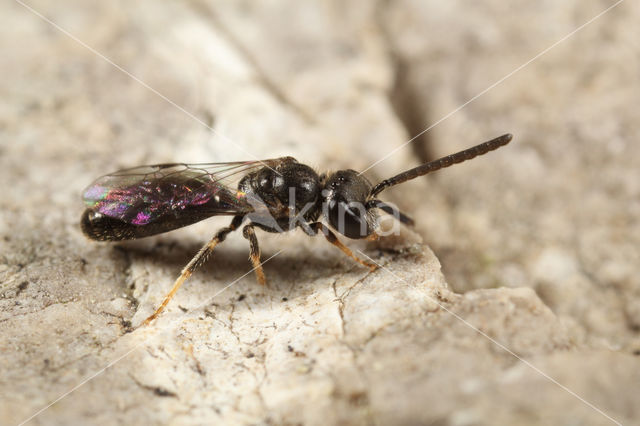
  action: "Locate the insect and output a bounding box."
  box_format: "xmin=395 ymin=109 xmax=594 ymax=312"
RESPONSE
xmin=81 ymin=133 xmax=512 ymax=324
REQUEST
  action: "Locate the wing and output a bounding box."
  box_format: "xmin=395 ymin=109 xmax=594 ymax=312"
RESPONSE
xmin=83 ymin=159 xmax=286 ymax=228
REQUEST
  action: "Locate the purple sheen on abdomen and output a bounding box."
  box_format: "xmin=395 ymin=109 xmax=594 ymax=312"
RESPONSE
xmin=132 ymin=210 xmax=152 ymax=225
xmin=83 ymin=181 xmax=216 ymax=225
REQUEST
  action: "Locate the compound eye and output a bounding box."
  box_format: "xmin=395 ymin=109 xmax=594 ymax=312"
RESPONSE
xmin=327 ymin=200 xmax=372 ymax=239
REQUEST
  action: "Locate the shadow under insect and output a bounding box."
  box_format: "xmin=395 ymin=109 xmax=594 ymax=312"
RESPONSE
xmin=121 ymin=236 xmax=350 ymax=288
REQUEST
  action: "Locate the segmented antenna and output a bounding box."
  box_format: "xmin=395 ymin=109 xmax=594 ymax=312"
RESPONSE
xmin=369 ymin=133 xmax=512 ymax=197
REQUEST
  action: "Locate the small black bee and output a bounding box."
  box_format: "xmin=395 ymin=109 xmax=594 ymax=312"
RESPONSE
xmin=81 ymin=134 xmax=512 ymax=324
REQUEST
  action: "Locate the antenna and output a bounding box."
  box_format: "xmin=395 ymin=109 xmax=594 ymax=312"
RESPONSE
xmin=369 ymin=133 xmax=512 ymax=197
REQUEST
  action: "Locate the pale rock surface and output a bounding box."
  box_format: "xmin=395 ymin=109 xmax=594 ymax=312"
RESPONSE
xmin=1 ymin=1 xmax=639 ymax=425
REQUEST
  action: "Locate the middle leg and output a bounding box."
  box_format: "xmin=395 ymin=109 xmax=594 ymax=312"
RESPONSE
xmin=242 ymin=224 xmax=267 ymax=285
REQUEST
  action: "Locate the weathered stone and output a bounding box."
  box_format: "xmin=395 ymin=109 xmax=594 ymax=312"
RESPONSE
xmin=1 ymin=1 xmax=638 ymax=425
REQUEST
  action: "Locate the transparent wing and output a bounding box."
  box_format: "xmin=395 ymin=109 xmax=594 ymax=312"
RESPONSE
xmin=83 ymin=158 xmax=288 ymax=226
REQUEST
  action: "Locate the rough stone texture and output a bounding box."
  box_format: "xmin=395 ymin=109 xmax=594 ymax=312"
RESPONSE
xmin=1 ymin=1 xmax=638 ymax=425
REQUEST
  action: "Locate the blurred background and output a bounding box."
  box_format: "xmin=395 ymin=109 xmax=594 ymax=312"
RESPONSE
xmin=1 ymin=0 xmax=638 ymax=424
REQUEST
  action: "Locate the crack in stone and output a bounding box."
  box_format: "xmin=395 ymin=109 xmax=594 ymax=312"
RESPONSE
xmin=185 ymin=343 xmax=206 ymax=377
xmin=0 ymin=298 xmax=90 ymax=323
xmin=333 ymin=338 xmax=374 ymax=425
xmin=0 ymin=309 xmax=36 ymax=323
xmin=40 ymin=352 xmax=94 ymax=375
xmin=100 ymin=310 xmax=134 ymax=334
xmin=233 ymin=358 xmax=268 ymax=413
xmin=15 ymin=280 xmax=29 ymax=296
xmin=129 ymin=373 xmax=178 ymax=398
xmin=325 ymin=270 xmax=377 ymax=423
xmin=332 ymin=270 xmax=375 ymax=339
xmin=252 ymin=342 xmax=270 ymax=416
xmin=226 ymin=303 xmax=242 ymax=344
xmin=374 ymin=2 xmax=435 ymax=165
xmin=113 ymin=246 xmax=138 ymax=311
xmin=331 ymin=278 xmax=346 ymax=338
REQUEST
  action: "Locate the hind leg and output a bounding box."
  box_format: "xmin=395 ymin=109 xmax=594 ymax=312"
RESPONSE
xmin=143 ymin=215 xmax=244 ymax=325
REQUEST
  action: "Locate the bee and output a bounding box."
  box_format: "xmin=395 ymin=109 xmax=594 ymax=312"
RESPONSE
xmin=81 ymin=134 xmax=512 ymax=324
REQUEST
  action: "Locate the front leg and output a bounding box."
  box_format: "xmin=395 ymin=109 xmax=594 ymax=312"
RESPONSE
xmin=242 ymin=224 xmax=267 ymax=285
xmin=307 ymin=222 xmax=377 ymax=271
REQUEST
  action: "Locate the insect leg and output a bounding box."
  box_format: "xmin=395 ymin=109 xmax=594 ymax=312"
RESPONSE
xmin=242 ymin=224 xmax=267 ymax=286
xmin=143 ymin=215 xmax=244 ymax=325
xmin=308 ymin=222 xmax=377 ymax=271
xmin=365 ymin=199 xmax=415 ymax=226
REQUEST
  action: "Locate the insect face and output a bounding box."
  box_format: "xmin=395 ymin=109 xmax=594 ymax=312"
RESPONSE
xmin=321 ymin=170 xmax=377 ymax=239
